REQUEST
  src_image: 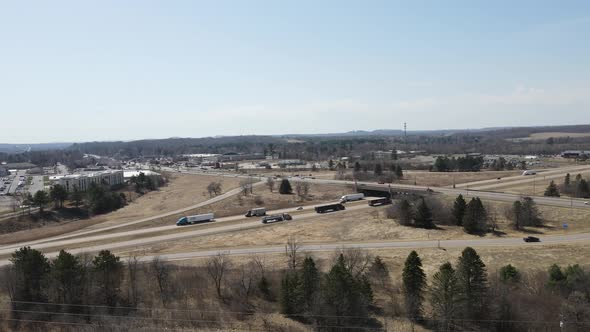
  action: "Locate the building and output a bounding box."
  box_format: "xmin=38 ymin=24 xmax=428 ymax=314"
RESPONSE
xmin=52 ymin=170 xmax=124 ymax=192
xmin=123 ymin=170 xmax=162 ymax=182
xmin=0 ymin=167 xmax=8 ymax=177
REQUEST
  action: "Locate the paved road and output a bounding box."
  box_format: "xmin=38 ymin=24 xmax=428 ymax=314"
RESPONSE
xmin=2 ymin=228 xmax=589 ymax=267
xmin=0 ymin=180 xmax=266 ymax=248
xmin=27 ymin=175 xmax=45 ymax=195
xmin=453 ymin=164 xmax=590 ymax=190
xmin=0 ymin=200 xmax=371 ymax=256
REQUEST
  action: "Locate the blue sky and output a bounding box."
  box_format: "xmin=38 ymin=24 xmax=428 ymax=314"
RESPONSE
xmin=1 ymin=1 xmax=589 ymax=143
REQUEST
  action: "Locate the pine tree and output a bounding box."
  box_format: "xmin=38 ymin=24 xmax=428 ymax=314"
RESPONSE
xmin=462 ymin=197 xmax=487 ymax=234
xmin=10 ymin=246 xmax=51 ymax=303
xmin=299 ymin=257 xmax=320 ymax=311
xmin=369 ymin=256 xmax=390 ymax=289
xmin=452 ymin=194 xmax=467 ymax=226
xmin=520 ymin=197 xmax=543 ymax=226
xmin=374 ymin=163 xmax=383 ymax=176
xmin=49 ymin=184 xmax=68 ymax=209
xmin=397 ymin=199 xmax=414 ymax=226
xmin=430 ymin=262 xmax=460 ymax=331
xmin=499 ymin=264 xmax=520 ymax=284
xmin=70 ymin=186 xmax=83 ymax=208
xmin=578 ymin=179 xmax=590 ymax=198
xmin=93 ymin=250 xmax=123 ymax=308
xmin=564 ymin=173 xmax=571 ymax=187
xmin=279 ymin=272 xmax=301 ymax=316
xmin=33 ymin=190 xmax=50 ymax=213
xmin=322 ymin=254 xmax=367 ymax=327
xmin=544 ymin=180 xmax=560 ymax=197
xmin=456 ymin=247 xmax=488 ymax=320
xmin=279 ymin=179 xmax=293 ymax=194
xmin=395 ymin=165 xmax=404 ymax=178
xmin=413 ymin=198 xmax=435 ymax=229
xmin=509 ymin=200 xmax=523 ymax=230
xmin=403 ymin=251 xmax=426 ymax=321
xmin=354 ymin=162 xmax=361 ymax=173
xmin=50 ymin=250 xmax=85 ymax=305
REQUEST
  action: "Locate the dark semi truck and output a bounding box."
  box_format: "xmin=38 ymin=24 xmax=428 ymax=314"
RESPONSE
xmin=315 ymin=203 xmax=345 ymax=214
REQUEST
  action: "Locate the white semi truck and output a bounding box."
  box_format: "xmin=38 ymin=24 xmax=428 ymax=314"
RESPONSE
xmin=176 ymin=213 xmax=214 ymax=226
xmin=245 ymin=207 xmax=266 ymax=217
xmin=340 ymin=193 xmax=365 ymax=203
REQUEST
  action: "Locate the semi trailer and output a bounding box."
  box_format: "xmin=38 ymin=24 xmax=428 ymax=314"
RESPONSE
xmin=340 ymin=193 xmax=364 ymax=203
xmin=315 ymin=203 xmax=345 ymax=214
xmin=262 ymin=213 xmax=292 ymax=224
xmin=245 ymin=207 xmax=266 ymax=217
xmin=368 ymin=197 xmax=392 ymax=206
xmin=176 ymin=213 xmax=215 ymax=226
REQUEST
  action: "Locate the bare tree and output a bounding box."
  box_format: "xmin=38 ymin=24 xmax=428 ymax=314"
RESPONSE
xmin=207 ymin=182 xmax=222 ymax=197
xmin=237 ymin=259 xmax=260 ymax=300
xmin=240 ymin=179 xmax=256 ymax=196
xmin=266 ymin=177 xmax=275 ymax=192
xmin=294 ymin=181 xmax=311 ymax=201
xmin=127 ymin=255 xmax=140 ymax=306
xmin=151 ymin=256 xmax=170 ymax=301
xmin=206 ymin=253 xmax=230 ymax=298
xmin=337 ymin=247 xmax=373 ymax=278
xmin=285 ymin=236 xmax=301 ymax=270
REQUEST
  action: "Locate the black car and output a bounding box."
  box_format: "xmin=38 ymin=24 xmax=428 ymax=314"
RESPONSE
xmin=523 ymin=236 xmax=540 ymax=243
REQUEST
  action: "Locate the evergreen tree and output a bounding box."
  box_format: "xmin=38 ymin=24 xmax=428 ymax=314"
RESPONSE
xmin=49 ymin=184 xmax=68 ymax=208
xmin=279 ymin=272 xmax=301 ymax=316
xmin=544 ymin=180 xmax=560 ymax=197
xmin=402 ymin=251 xmax=426 ymax=321
xmin=354 ymin=162 xmax=361 ymax=173
xmin=322 ymin=254 xmax=368 ymax=327
xmin=279 ymin=179 xmax=293 ymax=194
xmin=92 ymin=250 xmax=123 ymax=308
xmin=520 ymin=197 xmax=543 ymax=227
xmin=50 ymin=250 xmax=85 ymax=306
xmin=508 ymin=200 xmax=523 ymax=230
xmin=257 ymin=275 xmax=272 ymax=300
xmin=299 ymin=257 xmax=320 ymax=311
xmin=452 ymin=194 xmax=467 ymax=226
xmin=430 ymin=262 xmax=460 ymax=331
xmin=462 ymin=197 xmax=487 ymax=234
xmin=70 ymin=186 xmax=83 ymax=208
xmin=413 ymin=198 xmax=435 ymax=229
xmin=499 ymin=264 xmax=520 ymax=284
xmin=369 ymin=256 xmax=390 ymax=289
xmin=564 ymin=173 xmax=571 ymax=188
xmin=397 ymin=199 xmax=414 ymax=226
xmin=10 ymin=246 xmax=51 ymax=303
xmin=395 ymin=164 xmax=404 ymax=178
xmin=577 ymin=179 xmax=590 ymax=198
xmin=32 ymin=190 xmax=50 ymax=213
xmin=456 ymin=247 xmax=488 ymax=320
xmin=374 ymin=163 xmax=383 ymax=176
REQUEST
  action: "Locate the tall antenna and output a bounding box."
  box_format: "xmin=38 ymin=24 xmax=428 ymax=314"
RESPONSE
xmin=404 ymin=122 xmax=407 ymax=147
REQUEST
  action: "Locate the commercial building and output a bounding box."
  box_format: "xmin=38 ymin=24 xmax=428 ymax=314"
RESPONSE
xmin=561 ymin=150 xmax=590 ymax=158
xmin=0 ymin=167 xmax=8 ymax=177
xmin=51 ymin=170 xmax=124 ymax=192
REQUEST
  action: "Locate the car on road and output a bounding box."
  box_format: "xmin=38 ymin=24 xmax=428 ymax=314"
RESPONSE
xmin=523 ymin=236 xmax=540 ymax=243
xmin=585 ymin=201 xmax=589 ymax=205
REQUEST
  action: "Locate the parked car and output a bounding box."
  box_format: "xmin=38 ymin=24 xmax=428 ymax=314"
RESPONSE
xmin=523 ymin=236 xmax=540 ymax=243
xmin=585 ymin=201 xmax=589 ymax=205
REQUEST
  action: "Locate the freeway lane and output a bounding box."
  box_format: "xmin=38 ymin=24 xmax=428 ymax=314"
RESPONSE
xmin=2 ymin=229 xmax=589 ymax=267
xmin=453 ymin=164 xmax=590 ymax=189
xmin=0 ymin=180 xmax=266 ymax=248
xmin=0 ymin=203 xmax=373 ymax=262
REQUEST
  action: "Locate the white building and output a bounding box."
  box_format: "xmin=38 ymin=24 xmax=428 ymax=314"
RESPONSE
xmin=52 ymin=170 xmax=124 ymax=192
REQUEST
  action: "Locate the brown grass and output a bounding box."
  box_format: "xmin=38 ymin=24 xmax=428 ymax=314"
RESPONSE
xmin=400 ymin=170 xmax=522 ymax=187
xmin=0 ymin=173 xmax=242 ymax=245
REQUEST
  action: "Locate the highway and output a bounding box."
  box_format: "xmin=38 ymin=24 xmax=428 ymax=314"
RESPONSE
xmin=453 ymin=164 xmax=590 ymax=190
xmin=0 ymin=167 xmax=588 ymax=267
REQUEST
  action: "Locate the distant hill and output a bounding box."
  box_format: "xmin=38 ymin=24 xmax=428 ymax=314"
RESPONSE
xmin=0 ymin=143 xmax=72 ymax=153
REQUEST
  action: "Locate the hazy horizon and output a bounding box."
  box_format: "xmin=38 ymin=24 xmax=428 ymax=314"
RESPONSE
xmin=2 ymin=1 xmax=589 ymax=143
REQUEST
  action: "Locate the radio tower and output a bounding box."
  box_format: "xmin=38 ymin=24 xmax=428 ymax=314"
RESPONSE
xmin=404 ymin=122 xmax=407 ymax=150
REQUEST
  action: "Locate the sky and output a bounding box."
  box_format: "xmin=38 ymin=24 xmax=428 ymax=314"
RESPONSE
xmin=1 ymin=1 xmax=590 ymax=143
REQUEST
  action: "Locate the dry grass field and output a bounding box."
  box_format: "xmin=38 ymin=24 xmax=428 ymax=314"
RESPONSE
xmin=399 ymin=170 xmax=522 ymax=187
xmin=524 ymin=132 xmax=590 ymax=140
xmin=135 ymin=198 xmax=590 ymax=256
xmin=113 ymin=182 xmax=353 ymax=231
xmin=0 ymin=173 xmax=242 ymax=245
